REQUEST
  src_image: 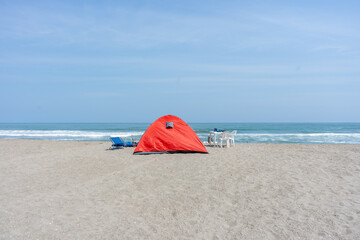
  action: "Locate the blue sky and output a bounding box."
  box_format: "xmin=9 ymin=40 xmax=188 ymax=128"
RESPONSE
xmin=1 ymin=0 xmax=359 ymax=122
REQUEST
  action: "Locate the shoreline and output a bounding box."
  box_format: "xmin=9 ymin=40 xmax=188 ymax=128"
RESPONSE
xmin=1 ymin=139 xmax=359 ymax=239
xmin=1 ymin=122 xmax=360 ymax=144
xmin=2 ymin=138 xmax=360 ymax=145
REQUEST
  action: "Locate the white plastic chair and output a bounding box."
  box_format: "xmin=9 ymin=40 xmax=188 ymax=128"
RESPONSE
xmin=219 ymin=131 xmax=231 ymax=148
xmin=229 ymin=130 xmax=237 ymax=146
xmin=208 ymin=131 xmax=220 ymax=147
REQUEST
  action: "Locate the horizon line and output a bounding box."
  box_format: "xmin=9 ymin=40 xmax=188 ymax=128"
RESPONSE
xmin=1 ymin=122 xmax=359 ymax=124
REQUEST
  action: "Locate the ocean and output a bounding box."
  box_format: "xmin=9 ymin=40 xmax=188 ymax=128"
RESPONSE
xmin=0 ymin=123 xmax=359 ymax=144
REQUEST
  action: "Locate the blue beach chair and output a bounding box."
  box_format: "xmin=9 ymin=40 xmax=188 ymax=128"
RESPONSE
xmin=122 ymin=137 xmax=138 ymax=147
xmin=109 ymin=137 xmax=124 ymax=149
xmin=109 ymin=137 xmax=137 ymax=149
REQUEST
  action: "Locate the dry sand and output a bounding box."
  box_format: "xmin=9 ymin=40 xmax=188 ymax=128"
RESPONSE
xmin=0 ymin=139 xmax=360 ymax=239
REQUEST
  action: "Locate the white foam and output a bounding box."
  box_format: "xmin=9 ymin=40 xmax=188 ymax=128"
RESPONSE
xmin=236 ymin=133 xmax=360 ymax=137
xmin=0 ymin=130 xmax=144 ymax=140
xmin=196 ymin=132 xmax=360 ymax=144
xmin=1 ymin=130 xmax=360 ymax=144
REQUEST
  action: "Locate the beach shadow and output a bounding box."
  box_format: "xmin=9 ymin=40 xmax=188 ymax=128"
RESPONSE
xmin=106 ymin=147 xmax=124 ymax=151
xmin=203 ymin=144 xmax=220 ymax=148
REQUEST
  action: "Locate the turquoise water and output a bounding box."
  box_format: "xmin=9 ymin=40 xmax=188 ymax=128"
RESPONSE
xmin=0 ymin=123 xmax=360 ymax=144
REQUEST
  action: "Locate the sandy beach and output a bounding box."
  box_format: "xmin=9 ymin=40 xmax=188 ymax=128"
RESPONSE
xmin=0 ymin=139 xmax=359 ymax=239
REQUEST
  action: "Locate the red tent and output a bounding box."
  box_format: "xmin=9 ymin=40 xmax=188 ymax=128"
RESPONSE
xmin=134 ymin=115 xmax=208 ymax=154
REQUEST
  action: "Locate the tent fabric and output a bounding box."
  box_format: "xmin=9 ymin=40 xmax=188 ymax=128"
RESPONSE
xmin=133 ymin=115 xmax=208 ymax=155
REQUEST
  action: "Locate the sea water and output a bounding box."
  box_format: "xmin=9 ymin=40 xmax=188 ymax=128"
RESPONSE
xmin=0 ymin=123 xmax=360 ymax=144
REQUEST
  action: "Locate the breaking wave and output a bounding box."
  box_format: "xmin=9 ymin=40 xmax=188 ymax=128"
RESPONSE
xmin=0 ymin=130 xmax=144 ymax=141
xmin=195 ymin=132 xmax=360 ymax=144
xmin=1 ymin=123 xmax=359 ymax=144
